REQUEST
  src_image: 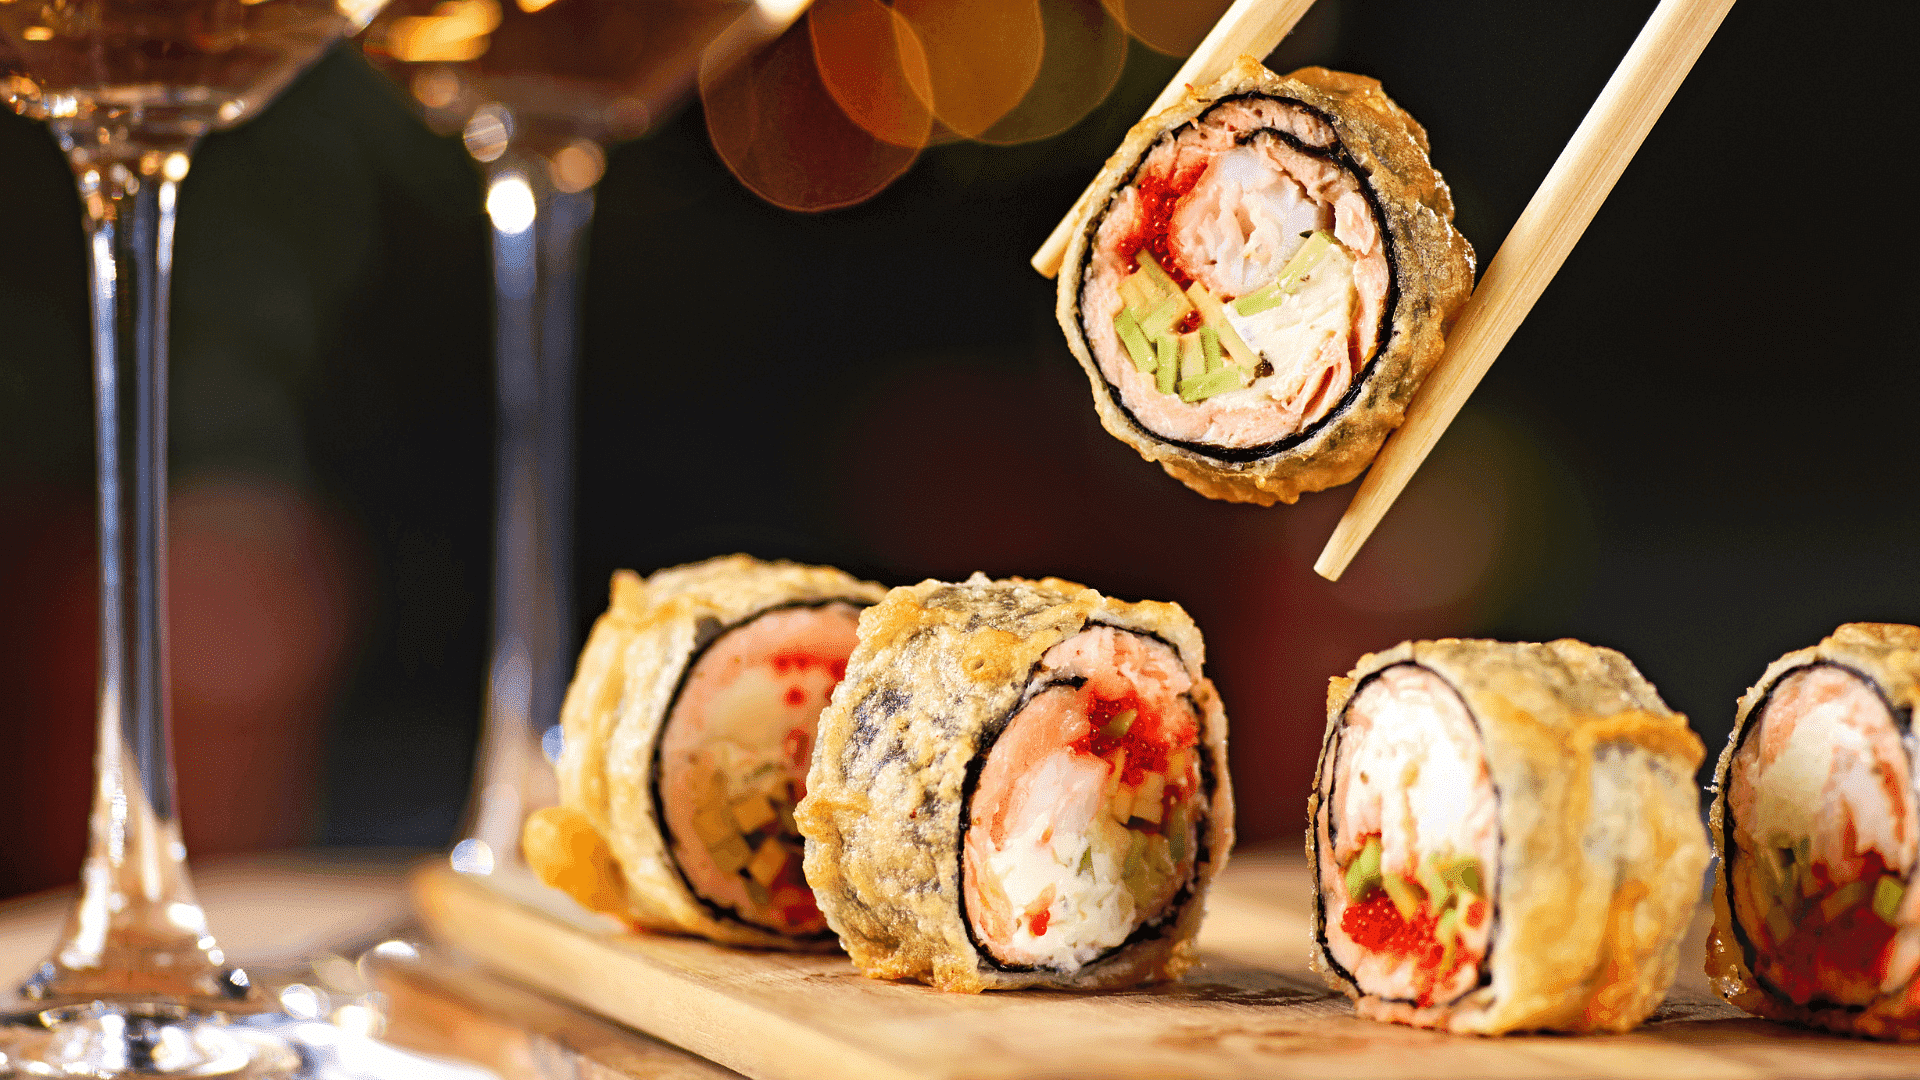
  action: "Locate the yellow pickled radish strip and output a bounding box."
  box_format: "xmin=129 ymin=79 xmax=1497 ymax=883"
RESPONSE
xmin=732 ymin=792 xmax=777 ymax=833
xmin=1765 ymin=904 xmax=1795 ymax=948
xmin=1822 ymin=879 xmax=1873 ymax=923
xmin=746 ymin=837 xmax=788 ymax=887
xmin=1117 ymin=271 xmax=1156 ymax=311
xmin=1134 ymin=771 xmax=1167 ymax=824
xmin=1184 ymin=282 xmax=1261 ymax=370
xmin=1134 ymin=249 xmax=1181 ymax=298
xmin=1139 ymin=292 xmax=1186 ymax=338
xmin=1381 ymin=872 xmax=1423 ymax=921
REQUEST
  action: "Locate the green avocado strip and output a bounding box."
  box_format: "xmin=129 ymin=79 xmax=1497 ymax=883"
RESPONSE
xmin=1154 ymin=336 xmax=1178 ymax=394
xmin=1177 ymin=369 xmax=1242 ymax=403
xmin=1232 ymin=230 xmax=1338 ymax=316
xmin=1344 ymin=837 xmax=1383 ymax=899
xmin=1200 ymin=326 xmax=1222 ymax=372
xmin=1115 ymin=308 xmax=1155 ymax=372
xmin=1876 ymin=876 xmax=1907 ymax=923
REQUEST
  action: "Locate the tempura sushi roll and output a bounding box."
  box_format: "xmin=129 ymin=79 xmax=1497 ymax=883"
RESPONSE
xmin=796 ymin=575 xmax=1233 ymax=992
xmin=523 ymin=555 xmax=886 ymax=949
xmin=1707 ymin=623 xmax=1920 ymax=1039
xmin=1310 ymin=639 xmax=1709 ymax=1033
xmin=1058 ymin=58 xmax=1474 ymax=505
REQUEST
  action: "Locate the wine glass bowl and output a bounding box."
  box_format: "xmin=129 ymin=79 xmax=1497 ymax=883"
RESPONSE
xmin=361 ymin=0 xmax=739 ymax=165
xmin=1 ymin=0 xmax=385 ymax=151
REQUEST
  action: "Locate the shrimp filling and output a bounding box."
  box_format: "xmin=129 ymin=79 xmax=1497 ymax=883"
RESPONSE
xmin=1728 ymin=665 xmax=1920 ymax=1006
xmin=658 ymin=603 xmax=862 ymax=936
xmin=1319 ymin=665 xmax=1498 ymax=1007
xmin=963 ymin=627 xmax=1204 ymax=970
xmin=1080 ymin=96 xmax=1391 ymax=449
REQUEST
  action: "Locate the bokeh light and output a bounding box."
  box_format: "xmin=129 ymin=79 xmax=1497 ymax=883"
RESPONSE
xmin=701 ymin=9 xmax=920 ymax=213
xmin=704 ymin=0 xmax=1200 ymax=211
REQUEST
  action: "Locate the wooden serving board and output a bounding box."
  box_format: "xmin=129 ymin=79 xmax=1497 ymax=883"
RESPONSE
xmin=412 ymin=853 xmax=1920 ymax=1080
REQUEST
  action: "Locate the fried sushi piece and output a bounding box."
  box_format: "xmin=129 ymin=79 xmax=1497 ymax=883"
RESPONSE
xmin=523 ymin=555 xmax=886 ymax=948
xmin=1707 ymin=623 xmax=1920 ymax=1039
xmin=1058 ymin=57 xmax=1474 ymax=506
xmin=1310 ymin=639 xmax=1710 ymax=1033
xmin=796 ymin=574 xmax=1233 ymax=992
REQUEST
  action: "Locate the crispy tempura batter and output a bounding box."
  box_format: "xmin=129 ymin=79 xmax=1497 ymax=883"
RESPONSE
xmin=1058 ymin=58 xmax=1474 ymax=505
xmin=1310 ymin=638 xmax=1709 ymax=1034
xmin=1708 ymin=623 xmax=1920 ymax=1040
xmin=524 ymin=555 xmax=885 ymax=949
xmin=797 ymin=575 xmax=1235 ymax=992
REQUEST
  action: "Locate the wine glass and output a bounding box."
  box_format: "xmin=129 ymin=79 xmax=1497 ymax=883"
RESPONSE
xmin=0 ymin=2 xmax=389 ymax=1075
xmin=355 ymin=0 xmax=799 ymax=877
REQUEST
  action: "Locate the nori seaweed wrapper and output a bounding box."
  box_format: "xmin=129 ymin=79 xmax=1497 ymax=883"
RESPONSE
xmin=796 ymin=574 xmax=1234 ymax=992
xmin=1058 ymin=57 xmax=1474 ymax=506
xmin=526 ymin=554 xmax=886 ymax=949
xmin=1706 ymin=622 xmax=1920 ymax=1039
xmin=1309 ymin=638 xmax=1708 ymax=1033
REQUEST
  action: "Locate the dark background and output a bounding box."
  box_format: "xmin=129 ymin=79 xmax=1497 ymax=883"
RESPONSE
xmin=3 ymin=0 xmax=1916 ymax=898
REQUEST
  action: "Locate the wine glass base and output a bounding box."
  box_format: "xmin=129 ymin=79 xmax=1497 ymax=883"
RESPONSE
xmin=0 ymin=1002 xmax=300 ymax=1078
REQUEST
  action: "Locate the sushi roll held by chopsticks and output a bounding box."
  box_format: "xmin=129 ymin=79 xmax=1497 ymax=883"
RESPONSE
xmin=1708 ymin=623 xmax=1920 ymax=1040
xmin=797 ymin=575 xmax=1234 ymax=992
xmin=524 ymin=555 xmax=886 ymax=949
xmin=1058 ymin=57 xmax=1474 ymax=506
xmin=1310 ymin=639 xmax=1709 ymax=1033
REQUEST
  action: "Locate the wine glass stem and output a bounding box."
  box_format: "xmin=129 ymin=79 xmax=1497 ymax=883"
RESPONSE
xmin=22 ymin=142 xmax=243 ymax=1007
xmin=464 ymin=167 xmax=592 ymax=865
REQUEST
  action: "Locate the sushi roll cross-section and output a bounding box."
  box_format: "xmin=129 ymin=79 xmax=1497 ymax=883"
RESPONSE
xmin=1059 ymin=58 xmax=1473 ymax=505
xmin=523 ymin=555 xmax=886 ymax=949
xmin=798 ymin=575 xmax=1233 ymax=992
xmin=1310 ymin=639 xmax=1709 ymax=1034
xmin=1709 ymin=623 xmax=1920 ymax=1039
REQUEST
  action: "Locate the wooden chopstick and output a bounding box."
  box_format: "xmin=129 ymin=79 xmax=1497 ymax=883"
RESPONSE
xmin=1314 ymin=0 xmax=1734 ymax=581
xmin=1028 ymin=0 xmax=1318 ymax=280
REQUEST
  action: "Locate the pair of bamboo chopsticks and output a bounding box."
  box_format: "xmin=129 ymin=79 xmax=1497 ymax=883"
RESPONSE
xmin=1031 ymin=0 xmax=1735 ymax=582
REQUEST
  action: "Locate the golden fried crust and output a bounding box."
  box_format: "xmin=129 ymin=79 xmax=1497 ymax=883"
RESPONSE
xmin=1058 ymin=58 xmax=1475 ymax=505
xmin=1706 ymin=623 xmax=1920 ymax=1039
xmin=797 ymin=575 xmax=1235 ymax=992
xmin=532 ymin=555 xmax=887 ymax=949
xmin=1309 ymin=639 xmax=1708 ymax=1034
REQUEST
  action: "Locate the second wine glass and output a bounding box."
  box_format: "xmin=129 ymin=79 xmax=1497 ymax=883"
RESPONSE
xmin=356 ymin=0 xmax=801 ymax=877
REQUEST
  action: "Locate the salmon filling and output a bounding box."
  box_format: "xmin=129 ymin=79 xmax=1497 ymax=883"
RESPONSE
xmin=1320 ymin=665 xmax=1498 ymax=1007
xmin=1081 ymin=96 xmax=1391 ymax=449
xmin=657 ymin=603 xmax=862 ymax=937
xmin=1728 ymin=664 xmax=1920 ymax=1006
xmin=963 ymin=627 xmax=1204 ymax=970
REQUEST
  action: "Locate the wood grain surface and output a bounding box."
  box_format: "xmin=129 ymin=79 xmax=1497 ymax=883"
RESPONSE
xmin=413 ymin=850 xmax=1920 ymax=1080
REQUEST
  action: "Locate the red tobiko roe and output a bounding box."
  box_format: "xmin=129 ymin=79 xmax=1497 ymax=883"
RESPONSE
xmin=769 ymin=651 xmax=848 ymax=682
xmin=1071 ymin=691 xmax=1200 ymax=833
xmin=1116 ymin=165 xmax=1205 ymax=291
xmin=1765 ymin=852 xmax=1901 ymax=1000
xmin=1341 ymin=891 xmax=1478 ymax=1008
